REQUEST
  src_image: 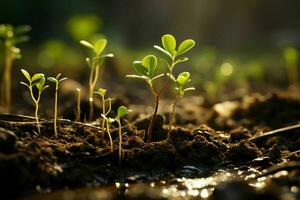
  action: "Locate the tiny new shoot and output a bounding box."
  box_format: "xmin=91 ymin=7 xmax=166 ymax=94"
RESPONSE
xmin=167 ymin=72 xmax=195 ymax=139
xmin=80 ymin=38 xmax=113 ymax=121
xmin=47 ymin=74 xmax=68 ymax=138
xmin=95 ymin=88 xmax=113 ymax=151
xmin=116 ymin=106 xmax=131 ymax=165
xmin=20 ymin=69 xmax=48 ymax=134
xmin=0 ymin=24 xmax=30 ymax=111
xmin=283 ymin=47 xmax=298 ymax=86
xmin=126 ymin=55 xmax=164 ymax=142
xmin=76 ymin=88 xmax=81 ymax=121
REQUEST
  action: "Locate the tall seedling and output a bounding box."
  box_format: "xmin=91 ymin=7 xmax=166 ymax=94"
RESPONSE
xmin=126 ymin=55 xmax=164 ymax=142
xmin=48 ymin=74 xmax=67 ymax=138
xmin=154 ymin=34 xmax=196 ymax=138
xmin=0 ymin=25 xmax=30 ymax=111
xmin=20 ymin=69 xmax=48 ymax=134
xmin=80 ymin=38 xmax=113 ymax=121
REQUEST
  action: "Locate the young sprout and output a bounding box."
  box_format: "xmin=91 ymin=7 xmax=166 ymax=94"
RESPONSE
xmin=20 ymin=69 xmax=48 ymax=134
xmin=116 ymin=106 xmax=131 ymax=165
xmin=94 ymin=88 xmax=112 ymax=133
xmin=0 ymin=25 xmax=30 ymax=111
xmin=126 ymin=55 xmax=164 ymax=142
xmin=283 ymin=47 xmax=298 ymax=85
xmin=80 ymin=38 xmax=114 ymax=121
xmin=167 ymin=72 xmax=195 ymax=139
xmin=76 ymin=88 xmax=81 ymax=121
xmin=154 ymin=34 xmax=196 ymax=139
xmin=47 ymin=74 xmax=68 ymax=138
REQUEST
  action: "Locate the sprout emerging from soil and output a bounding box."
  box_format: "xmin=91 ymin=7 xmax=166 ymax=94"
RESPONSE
xmin=0 ymin=24 xmax=30 ymax=112
xmin=283 ymin=47 xmax=298 ymax=85
xmin=76 ymin=88 xmax=81 ymax=121
xmin=154 ymin=34 xmax=196 ymax=138
xmin=116 ymin=106 xmax=131 ymax=165
xmin=47 ymin=74 xmax=68 ymax=138
xmin=80 ymin=38 xmax=114 ymax=121
xmin=126 ymin=55 xmax=164 ymax=142
xmin=20 ymin=69 xmax=49 ymax=134
xmin=167 ymin=72 xmax=195 ymax=138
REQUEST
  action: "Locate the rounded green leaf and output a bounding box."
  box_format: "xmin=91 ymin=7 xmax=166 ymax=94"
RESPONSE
xmin=162 ymin=34 xmax=176 ymax=56
xmin=94 ymin=39 xmax=107 ymax=55
xmin=117 ymin=106 xmax=131 ymax=118
xmin=176 ymin=72 xmax=190 ymax=86
xmin=98 ymin=88 xmax=106 ymax=96
xmin=133 ymin=61 xmax=148 ymax=76
xmin=36 ymin=77 xmax=46 ymax=91
xmin=177 ymin=39 xmax=195 ymax=56
xmin=80 ymin=40 xmax=95 ymax=50
xmin=21 ymin=69 xmax=31 ymax=82
xmin=142 ymin=55 xmax=157 ymax=76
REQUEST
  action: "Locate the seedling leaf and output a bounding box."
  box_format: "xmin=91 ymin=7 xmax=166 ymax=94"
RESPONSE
xmin=80 ymin=40 xmax=95 ymax=50
xmin=98 ymin=88 xmax=106 ymax=96
xmin=94 ymin=39 xmax=107 ymax=55
xmin=36 ymin=77 xmax=46 ymax=91
xmin=142 ymin=55 xmax=157 ymax=76
xmin=117 ymin=106 xmax=131 ymax=118
xmin=175 ymin=57 xmax=189 ymax=64
xmin=133 ymin=61 xmax=148 ymax=76
xmin=176 ymin=72 xmax=190 ymax=86
xmin=177 ymin=39 xmax=195 ymax=56
xmin=162 ymin=34 xmax=176 ymax=56
xmin=47 ymin=77 xmax=57 ymax=83
xmin=21 ymin=69 xmax=31 ymax=82
xmin=153 ymin=45 xmax=173 ymax=60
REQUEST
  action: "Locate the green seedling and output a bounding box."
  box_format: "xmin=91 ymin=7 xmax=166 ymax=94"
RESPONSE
xmin=47 ymin=74 xmax=68 ymax=138
xmin=20 ymin=69 xmax=48 ymax=134
xmin=167 ymin=72 xmax=195 ymax=138
xmin=283 ymin=47 xmax=298 ymax=85
xmin=76 ymin=88 xmax=81 ymax=121
xmin=95 ymin=88 xmax=114 ymax=151
xmin=0 ymin=24 xmax=30 ymax=111
xmin=94 ymin=88 xmax=112 ymax=132
xmin=126 ymin=55 xmax=164 ymax=142
xmin=154 ymin=34 xmax=196 ymax=138
xmin=116 ymin=106 xmax=131 ymax=165
xmin=80 ymin=38 xmax=114 ymax=121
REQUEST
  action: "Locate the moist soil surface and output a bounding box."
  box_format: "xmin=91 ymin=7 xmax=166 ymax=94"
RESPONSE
xmin=1 ymin=91 xmax=300 ymax=199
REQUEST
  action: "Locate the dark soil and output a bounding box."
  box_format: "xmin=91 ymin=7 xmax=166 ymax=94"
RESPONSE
xmin=1 ymin=91 xmax=300 ymax=199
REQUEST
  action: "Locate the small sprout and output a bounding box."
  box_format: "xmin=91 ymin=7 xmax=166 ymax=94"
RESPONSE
xmin=47 ymin=74 xmax=68 ymax=138
xmin=80 ymin=38 xmax=114 ymax=121
xmin=20 ymin=69 xmax=48 ymax=134
xmin=154 ymin=34 xmax=196 ymax=140
xmin=116 ymin=106 xmax=131 ymax=165
xmin=0 ymin=24 xmax=30 ymax=111
xmin=94 ymin=88 xmax=111 ymax=135
xmin=76 ymin=88 xmax=81 ymax=121
xmin=101 ymin=114 xmax=114 ymax=151
xmin=167 ymin=72 xmax=195 ymax=138
xmin=126 ymin=55 xmax=164 ymax=142
xmin=283 ymin=47 xmax=298 ymax=85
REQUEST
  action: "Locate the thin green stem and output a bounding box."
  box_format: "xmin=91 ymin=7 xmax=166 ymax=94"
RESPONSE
xmin=117 ymin=118 xmax=122 ymax=165
xmin=76 ymin=88 xmax=81 ymax=121
xmin=106 ymin=119 xmax=113 ymax=151
xmin=54 ymin=83 xmax=58 ymax=138
xmin=101 ymin=95 xmax=106 ymax=133
xmin=146 ymin=87 xmax=160 ymax=143
xmin=168 ymin=98 xmax=180 ymax=140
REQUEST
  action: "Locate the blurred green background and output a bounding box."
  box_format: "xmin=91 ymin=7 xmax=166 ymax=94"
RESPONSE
xmin=1 ymin=0 xmax=300 ymax=102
